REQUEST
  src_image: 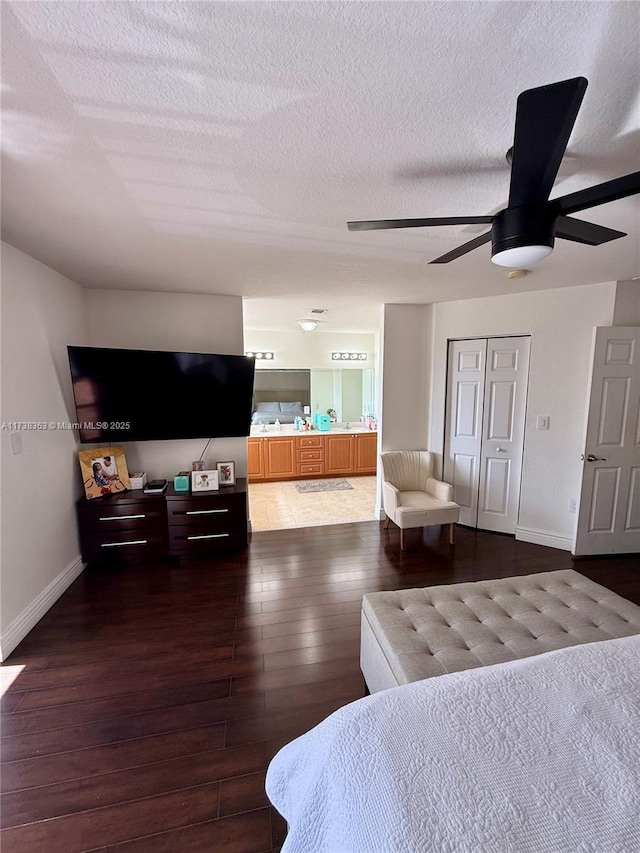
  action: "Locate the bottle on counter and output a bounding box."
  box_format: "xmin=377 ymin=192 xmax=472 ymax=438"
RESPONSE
xmin=274 ymin=418 xmax=281 ymax=431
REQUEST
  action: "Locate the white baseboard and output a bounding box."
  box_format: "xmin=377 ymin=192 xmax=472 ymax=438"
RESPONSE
xmin=515 ymin=526 xmax=573 ymax=552
xmin=0 ymin=555 xmax=85 ymax=661
xmin=376 ymin=504 xmax=386 ymax=522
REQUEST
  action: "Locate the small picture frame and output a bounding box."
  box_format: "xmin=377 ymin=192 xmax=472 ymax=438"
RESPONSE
xmin=79 ymin=445 xmax=131 ymax=500
xmin=216 ymin=461 xmax=236 ymax=486
xmin=191 ymin=469 xmax=219 ymax=492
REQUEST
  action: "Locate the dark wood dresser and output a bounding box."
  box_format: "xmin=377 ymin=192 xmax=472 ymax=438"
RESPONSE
xmin=77 ymin=479 xmax=248 ymax=564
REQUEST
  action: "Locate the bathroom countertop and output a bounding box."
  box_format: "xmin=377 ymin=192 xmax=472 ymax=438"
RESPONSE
xmin=249 ymin=424 xmax=376 ymax=437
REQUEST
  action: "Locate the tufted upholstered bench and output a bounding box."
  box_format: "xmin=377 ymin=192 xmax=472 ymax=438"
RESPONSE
xmin=360 ymin=569 xmax=640 ymax=693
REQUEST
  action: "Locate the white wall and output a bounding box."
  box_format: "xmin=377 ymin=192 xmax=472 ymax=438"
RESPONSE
xmin=428 ymin=282 xmax=618 ymax=549
xmin=379 ymin=304 xmax=431 ymax=452
xmin=84 ymin=289 xmax=247 ymax=479
xmin=1 ymin=243 xmax=87 ymax=659
xmin=244 ymin=329 xmax=376 ymax=370
xmin=612 ymin=280 xmax=640 ymax=326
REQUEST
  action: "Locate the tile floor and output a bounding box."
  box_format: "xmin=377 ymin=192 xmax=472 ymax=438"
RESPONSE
xmin=248 ymin=476 xmax=378 ymax=531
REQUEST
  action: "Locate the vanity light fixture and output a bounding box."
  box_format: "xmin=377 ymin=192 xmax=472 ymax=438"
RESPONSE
xmin=332 ymin=352 xmax=367 ymax=361
xmin=245 ymin=351 xmax=274 ymax=360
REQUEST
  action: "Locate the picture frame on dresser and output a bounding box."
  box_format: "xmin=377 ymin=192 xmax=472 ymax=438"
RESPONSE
xmin=79 ymin=445 xmax=131 ymax=499
xmin=217 ymin=461 xmax=236 ymax=486
xmin=191 ymin=469 xmax=219 ymax=491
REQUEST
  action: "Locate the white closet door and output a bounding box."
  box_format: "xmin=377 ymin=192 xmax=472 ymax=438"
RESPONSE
xmin=444 ymin=339 xmax=487 ymax=527
xmin=477 ymin=337 xmax=530 ymax=533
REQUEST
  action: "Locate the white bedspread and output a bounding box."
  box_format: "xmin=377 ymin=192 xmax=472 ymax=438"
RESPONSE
xmin=266 ymin=635 xmax=640 ymax=853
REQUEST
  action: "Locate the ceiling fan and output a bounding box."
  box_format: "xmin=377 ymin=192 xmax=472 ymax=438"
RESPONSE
xmin=348 ymin=77 xmax=640 ymax=267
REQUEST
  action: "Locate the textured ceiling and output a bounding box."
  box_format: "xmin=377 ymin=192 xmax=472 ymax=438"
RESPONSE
xmin=2 ymin=1 xmax=639 ymax=333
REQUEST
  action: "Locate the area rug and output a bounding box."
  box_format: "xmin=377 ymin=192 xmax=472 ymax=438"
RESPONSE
xmin=295 ymin=478 xmax=354 ymax=493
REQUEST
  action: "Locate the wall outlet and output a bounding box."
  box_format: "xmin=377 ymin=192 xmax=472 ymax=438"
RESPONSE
xmin=569 ymin=498 xmax=577 ymax=514
xmin=536 ymin=416 xmax=550 ymax=430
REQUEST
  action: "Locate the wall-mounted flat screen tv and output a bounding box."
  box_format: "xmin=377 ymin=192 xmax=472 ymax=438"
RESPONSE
xmin=67 ymin=346 xmax=255 ymax=443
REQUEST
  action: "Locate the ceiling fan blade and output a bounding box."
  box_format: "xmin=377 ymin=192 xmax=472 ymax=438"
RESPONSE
xmin=347 ymin=216 xmax=493 ymax=232
xmin=555 ymin=215 xmax=626 ymax=245
xmin=429 ymin=232 xmax=492 ymax=264
xmin=553 ymin=171 xmax=640 ymax=215
xmin=508 ymin=77 xmax=588 ymax=208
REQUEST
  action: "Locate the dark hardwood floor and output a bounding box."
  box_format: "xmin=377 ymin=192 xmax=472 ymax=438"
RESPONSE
xmin=1 ymin=521 xmax=639 ymax=852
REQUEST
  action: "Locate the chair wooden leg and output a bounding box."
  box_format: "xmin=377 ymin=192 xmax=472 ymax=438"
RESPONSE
xmin=400 ymin=528 xmax=405 ymax=551
xmin=383 ymin=516 xmax=390 ymax=529
xmin=449 ymin=523 xmax=456 ymax=545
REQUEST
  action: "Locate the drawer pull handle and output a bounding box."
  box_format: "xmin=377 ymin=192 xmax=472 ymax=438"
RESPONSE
xmin=185 ymin=509 xmax=228 ymax=516
xmin=186 ymin=533 xmax=230 ymax=541
xmin=99 ymin=514 xmax=146 ymax=522
xmin=101 ymin=539 xmax=148 ymax=548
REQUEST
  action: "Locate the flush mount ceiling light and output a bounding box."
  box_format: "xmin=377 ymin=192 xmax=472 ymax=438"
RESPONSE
xmin=298 ymin=319 xmax=318 ymax=332
xmin=491 ymin=245 xmax=552 ymax=267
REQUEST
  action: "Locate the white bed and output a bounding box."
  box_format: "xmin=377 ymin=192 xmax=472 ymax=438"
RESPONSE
xmin=266 ymin=635 xmax=640 ymax=853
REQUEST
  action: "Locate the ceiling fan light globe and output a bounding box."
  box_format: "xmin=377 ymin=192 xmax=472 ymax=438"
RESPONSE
xmin=491 ymin=245 xmax=553 ymax=267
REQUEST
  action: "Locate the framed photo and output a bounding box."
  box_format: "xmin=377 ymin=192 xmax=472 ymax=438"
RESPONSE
xmin=217 ymin=461 xmax=236 ymax=486
xmin=191 ymin=469 xmax=219 ymax=492
xmin=79 ymin=445 xmax=130 ymax=500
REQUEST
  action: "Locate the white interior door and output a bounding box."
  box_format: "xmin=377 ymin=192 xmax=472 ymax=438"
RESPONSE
xmin=477 ymin=337 xmax=530 ymax=533
xmin=574 ymin=327 xmax=640 ymax=556
xmin=444 ymin=339 xmax=487 ymax=527
xmin=444 ymin=336 xmax=530 ymax=533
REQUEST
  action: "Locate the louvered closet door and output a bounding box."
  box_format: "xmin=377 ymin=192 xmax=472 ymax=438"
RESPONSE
xmin=444 ymin=339 xmax=487 ymax=527
xmin=444 ymin=336 xmax=530 ymax=533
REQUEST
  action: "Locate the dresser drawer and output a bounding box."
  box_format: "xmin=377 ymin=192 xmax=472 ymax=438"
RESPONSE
xmin=80 ymin=529 xmax=168 ymax=563
xmin=167 ymin=494 xmax=246 ymax=527
xmin=297 ymin=435 xmax=323 ymax=449
xmin=78 ymin=498 xmax=166 ymax=533
xmin=297 ymin=462 xmax=324 ymax=476
xmin=297 ymin=449 xmax=323 ymax=461
xmin=169 ymin=529 xmax=247 ymax=555
xmin=80 ymin=504 xmax=167 ymax=536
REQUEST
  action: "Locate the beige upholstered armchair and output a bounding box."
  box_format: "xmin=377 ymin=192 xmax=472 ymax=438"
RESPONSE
xmin=380 ymin=450 xmax=460 ymax=550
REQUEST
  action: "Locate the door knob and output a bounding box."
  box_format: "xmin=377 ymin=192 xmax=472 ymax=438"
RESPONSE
xmin=582 ymin=454 xmax=607 ymax=462
xmin=495 ymin=447 xmax=506 ymax=452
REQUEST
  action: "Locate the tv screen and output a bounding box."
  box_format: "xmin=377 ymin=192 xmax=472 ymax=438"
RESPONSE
xmin=67 ymin=346 xmax=255 ymax=443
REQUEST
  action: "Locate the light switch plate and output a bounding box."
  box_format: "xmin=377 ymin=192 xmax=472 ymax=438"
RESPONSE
xmin=536 ymin=416 xmax=550 ymax=430
xmin=10 ymin=432 xmax=23 ymax=454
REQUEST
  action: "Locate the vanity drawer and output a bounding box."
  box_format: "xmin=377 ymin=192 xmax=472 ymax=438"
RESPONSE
xmin=297 ymin=462 xmax=324 ymax=476
xmin=297 ymin=435 xmax=323 ymax=449
xmin=297 ymin=449 xmax=323 ymax=462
